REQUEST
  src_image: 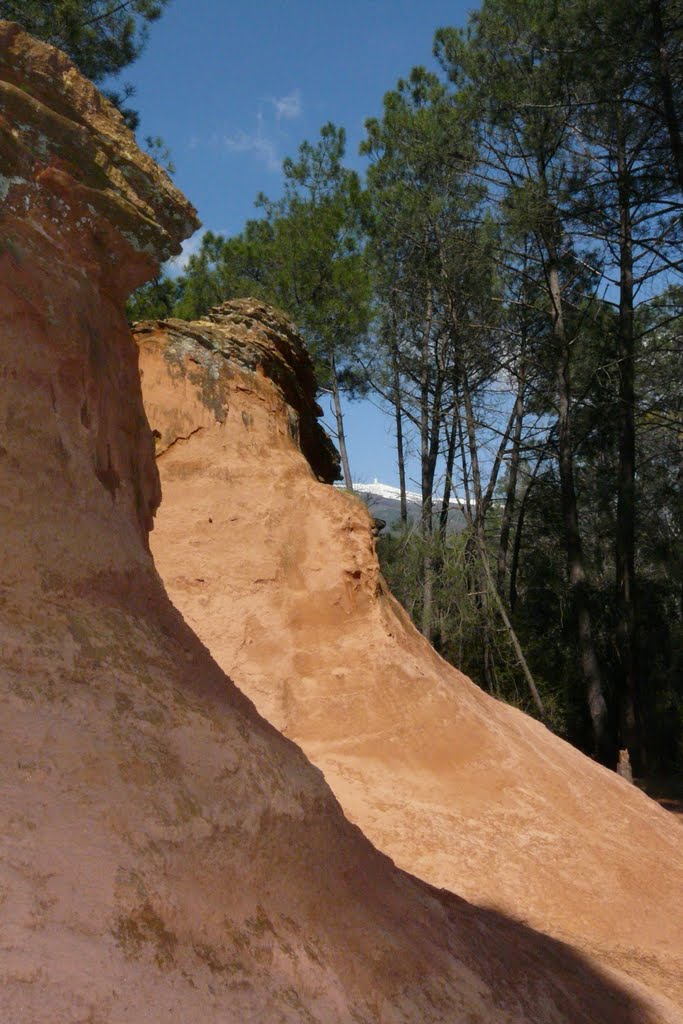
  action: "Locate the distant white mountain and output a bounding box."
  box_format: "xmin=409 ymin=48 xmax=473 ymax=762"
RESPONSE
xmin=352 ymin=480 xmax=422 ymax=504
xmin=334 ymin=480 xmax=470 ymax=531
xmin=348 ymin=480 xmax=472 ymax=509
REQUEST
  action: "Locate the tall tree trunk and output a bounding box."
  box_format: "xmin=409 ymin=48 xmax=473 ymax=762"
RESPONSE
xmin=329 ymin=351 xmax=353 ymax=491
xmin=460 ymin=367 xmax=482 ymax=513
xmin=455 ymin=404 xmax=480 ymax=656
xmin=650 ymin=0 xmax=683 ymax=193
xmin=475 ymin=535 xmax=545 ymax=718
xmin=615 ymin=117 xmax=641 ymax=769
xmin=419 ymin=285 xmax=437 ymax=641
xmin=509 ymin=487 xmax=527 ymax=614
xmin=497 ymin=363 xmax=525 ymax=592
xmin=509 ymin=452 xmax=543 ymax=612
xmin=440 ymin=412 xmax=458 ymax=540
xmin=460 ymin=368 xmax=495 ymax=691
xmin=390 ymin=339 xmax=408 ymax=526
xmin=549 ymin=259 xmax=613 ymax=765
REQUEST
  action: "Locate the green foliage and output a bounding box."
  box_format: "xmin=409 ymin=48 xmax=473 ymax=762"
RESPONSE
xmin=363 ymin=0 xmax=682 ymax=770
xmin=253 ymin=123 xmax=372 ymax=391
xmin=126 ymin=276 xmax=181 ymax=322
xmin=172 ymin=223 xmax=278 ymax=321
xmin=0 ymin=0 xmax=168 ymax=80
xmin=173 ymin=125 xmax=372 ymax=394
xmin=377 ymin=523 xmax=570 ymax=732
xmin=144 ymin=135 xmax=175 ymax=175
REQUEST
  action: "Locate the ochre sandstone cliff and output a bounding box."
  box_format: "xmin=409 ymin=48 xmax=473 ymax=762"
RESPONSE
xmin=4 ymin=21 xmax=677 ymax=1024
xmin=137 ymin=301 xmax=683 ymax=1017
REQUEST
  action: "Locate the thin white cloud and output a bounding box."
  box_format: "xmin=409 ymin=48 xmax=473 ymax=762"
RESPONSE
xmin=224 ymin=129 xmax=280 ymax=172
xmin=271 ymin=88 xmax=302 ymax=121
xmin=216 ymin=91 xmax=302 ymax=173
xmin=222 ymin=109 xmax=281 ymax=172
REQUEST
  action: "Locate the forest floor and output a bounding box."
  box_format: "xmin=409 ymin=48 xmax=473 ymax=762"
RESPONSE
xmin=642 ymin=775 xmax=683 ymax=818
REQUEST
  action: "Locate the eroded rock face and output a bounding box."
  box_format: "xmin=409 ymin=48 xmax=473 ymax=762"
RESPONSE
xmin=138 ymin=305 xmax=683 ymax=1018
xmin=4 ymin=22 xmax=675 ymax=1024
xmin=135 ymin=299 xmax=341 ymax=484
xmin=0 ymin=17 xmax=198 ymax=583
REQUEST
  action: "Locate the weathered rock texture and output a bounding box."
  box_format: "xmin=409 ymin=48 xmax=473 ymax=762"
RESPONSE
xmin=4 ymin=22 xmax=676 ymax=1024
xmin=138 ymin=302 xmax=683 ymax=1018
xmin=137 ymin=301 xmax=341 ymax=484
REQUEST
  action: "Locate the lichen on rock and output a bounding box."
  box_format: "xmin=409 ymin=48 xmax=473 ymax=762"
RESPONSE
xmin=0 ymin=20 xmax=199 ymax=293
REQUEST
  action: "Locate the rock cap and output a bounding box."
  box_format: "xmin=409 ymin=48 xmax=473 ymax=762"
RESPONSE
xmin=0 ymin=20 xmax=199 ymax=285
xmin=135 ymin=298 xmax=342 ymax=483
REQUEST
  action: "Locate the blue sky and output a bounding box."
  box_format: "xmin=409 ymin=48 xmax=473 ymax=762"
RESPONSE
xmin=126 ymin=0 xmax=476 ymax=486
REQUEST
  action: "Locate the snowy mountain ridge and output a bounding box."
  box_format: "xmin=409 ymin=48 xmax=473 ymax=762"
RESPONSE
xmin=340 ymin=479 xmax=473 ymax=509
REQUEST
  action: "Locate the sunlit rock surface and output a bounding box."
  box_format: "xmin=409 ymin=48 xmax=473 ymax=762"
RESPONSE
xmin=138 ymin=301 xmax=683 ymax=1018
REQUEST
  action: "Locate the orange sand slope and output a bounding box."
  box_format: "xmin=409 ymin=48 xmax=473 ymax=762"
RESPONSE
xmin=3 ymin=21 xmax=673 ymax=1023
xmin=138 ymin=301 xmax=683 ymax=1014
